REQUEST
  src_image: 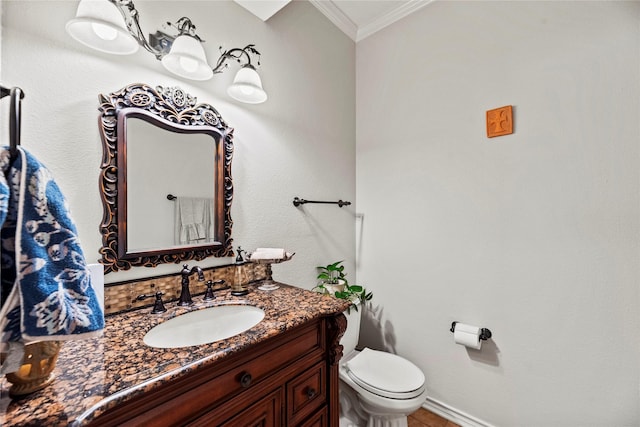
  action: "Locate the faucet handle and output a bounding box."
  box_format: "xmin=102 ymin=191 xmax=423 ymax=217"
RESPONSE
xmin=151 ymin=291 xmax=167 ymax=314
xmin=204 ymin=280 xmax=226 ymax=301
xmin=136 ymin=291 xmax=167 ymax=314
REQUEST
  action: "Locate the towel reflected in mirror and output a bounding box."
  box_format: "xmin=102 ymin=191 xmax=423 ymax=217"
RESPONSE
xmin=174 ymin=196 xmax=215 ymax=245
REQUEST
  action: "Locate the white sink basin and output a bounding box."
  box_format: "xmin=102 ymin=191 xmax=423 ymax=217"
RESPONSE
xmin=143 ymin=305 xmax=265 ymax=348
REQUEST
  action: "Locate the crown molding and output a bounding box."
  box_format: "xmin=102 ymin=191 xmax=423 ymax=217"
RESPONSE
xmin=310 ymin=0 xmax=435 ymax=43
xmin=356 ymin=0 xmax=434 ymax=42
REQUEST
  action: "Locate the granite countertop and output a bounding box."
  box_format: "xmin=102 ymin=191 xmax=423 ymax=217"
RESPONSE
xmin=0 ymin=282 xmax=350 ymax=426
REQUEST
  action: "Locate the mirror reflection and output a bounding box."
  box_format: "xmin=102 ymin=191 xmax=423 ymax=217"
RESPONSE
xmin=126 ymin=117 xmax=216 ymax=252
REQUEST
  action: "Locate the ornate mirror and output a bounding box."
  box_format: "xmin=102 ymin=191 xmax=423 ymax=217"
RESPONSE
xmin=98 ymin=83 xmax=233 ymax=273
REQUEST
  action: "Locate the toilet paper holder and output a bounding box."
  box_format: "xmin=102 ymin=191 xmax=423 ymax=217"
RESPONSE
xmin=450 ymin=321 xmax=492 ymax=341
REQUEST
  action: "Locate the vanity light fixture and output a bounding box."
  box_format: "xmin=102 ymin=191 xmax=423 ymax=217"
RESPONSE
xmin=66 ymin=0 xmax=267 ymax=104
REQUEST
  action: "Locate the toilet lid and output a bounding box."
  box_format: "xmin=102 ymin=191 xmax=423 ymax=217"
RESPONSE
xmin=344 ymin=348 xmax=425 ymax=399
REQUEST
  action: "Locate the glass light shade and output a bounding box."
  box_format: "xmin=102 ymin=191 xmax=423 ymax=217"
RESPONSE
xmin=161 ymin=35 xmax=213 ymax=81
xmin=65 ymin=0 xmax=139 ymax=55
xmin=227 ymin=66 xmax=268 ymax=104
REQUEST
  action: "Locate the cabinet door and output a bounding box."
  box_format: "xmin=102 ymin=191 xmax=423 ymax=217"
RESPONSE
xmin=189 ymin=388 xmax=283 ymax=427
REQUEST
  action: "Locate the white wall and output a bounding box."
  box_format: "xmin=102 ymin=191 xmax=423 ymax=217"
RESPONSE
xmin=356 ymin=2 xmax=639 ymax=426
xmin=0 ymin=0 xmax=356 ymax=286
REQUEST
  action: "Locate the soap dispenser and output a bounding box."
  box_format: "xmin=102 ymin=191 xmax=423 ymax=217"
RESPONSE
xmin=231 ymin=246 xmax=249 ymax=296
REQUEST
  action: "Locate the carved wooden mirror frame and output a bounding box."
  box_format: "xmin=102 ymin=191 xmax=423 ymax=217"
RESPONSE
xmin=98 ymin=83 xmax=233 ymax=273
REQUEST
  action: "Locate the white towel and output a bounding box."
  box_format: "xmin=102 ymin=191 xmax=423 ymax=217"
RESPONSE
xmin=88 ymin=263 xmax=105 ymax=313
xmin=250 ymin=248 xmax=286 ymax=260
xmin=174 ymin=197 xmax=214 ymax=245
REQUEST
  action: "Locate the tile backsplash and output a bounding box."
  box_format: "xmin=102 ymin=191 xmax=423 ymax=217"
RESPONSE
xmin=103 ymin=263 xmax=271 ymax=315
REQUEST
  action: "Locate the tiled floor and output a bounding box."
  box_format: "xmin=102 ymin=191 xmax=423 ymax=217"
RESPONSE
xmin=409 ymin=408 xmax=461 ymax=427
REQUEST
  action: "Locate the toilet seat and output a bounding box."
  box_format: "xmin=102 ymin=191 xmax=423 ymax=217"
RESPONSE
xmin=343 ymin=348 xmax=425 ymax=400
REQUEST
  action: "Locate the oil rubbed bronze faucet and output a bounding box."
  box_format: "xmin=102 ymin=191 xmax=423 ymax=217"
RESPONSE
xmin=179 ymin=264 xmax=205 ymax=306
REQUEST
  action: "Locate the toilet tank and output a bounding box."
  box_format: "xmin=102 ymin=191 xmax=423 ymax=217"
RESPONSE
xmin=340 ymin=302 xmax=361 ymax=354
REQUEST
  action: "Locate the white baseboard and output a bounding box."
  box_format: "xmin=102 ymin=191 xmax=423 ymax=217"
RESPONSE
xmin=423 ymin=397 xmax=496 ymax=427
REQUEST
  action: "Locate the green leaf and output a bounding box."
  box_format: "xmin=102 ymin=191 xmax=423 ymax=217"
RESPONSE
xmin=325 ymin=260 xmax=344 ymax=272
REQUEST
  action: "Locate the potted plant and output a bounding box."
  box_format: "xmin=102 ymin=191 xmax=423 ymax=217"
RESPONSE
xmin=314 ymin=260 xmax=373 ymax=311
xmin=316 ymin=260 xmax=347 ymax=295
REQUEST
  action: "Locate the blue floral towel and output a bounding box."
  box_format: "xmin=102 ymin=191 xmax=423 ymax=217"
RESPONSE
xmin=0 ymin=147 xmax=103 ymax=355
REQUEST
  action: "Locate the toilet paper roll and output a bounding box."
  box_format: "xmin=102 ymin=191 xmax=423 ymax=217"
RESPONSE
xmin=453 ymin=322 xmax=482 ymax=350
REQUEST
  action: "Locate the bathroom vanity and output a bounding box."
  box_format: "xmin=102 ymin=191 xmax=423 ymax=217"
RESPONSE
xmin=0 ymin=283 xmax=350 ymax=426
xmin=0 ymin=78 xmax=355 ymax=425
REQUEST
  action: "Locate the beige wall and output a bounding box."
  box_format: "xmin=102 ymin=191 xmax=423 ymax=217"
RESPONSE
xmin=0 ymin=0 xmax=356 ymax=286
xmin=356 ymin=1 xmax=639 ymax=425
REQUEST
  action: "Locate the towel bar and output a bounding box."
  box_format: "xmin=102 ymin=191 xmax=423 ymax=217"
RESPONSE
xmin=0 ymin=85 xmax=24 ymax=158
xmin=292 ymin=197 xmax=351 ymax=208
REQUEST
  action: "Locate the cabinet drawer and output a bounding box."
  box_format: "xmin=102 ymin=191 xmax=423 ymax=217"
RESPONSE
xmin=287 ymin=361 xmax=326 ymax=424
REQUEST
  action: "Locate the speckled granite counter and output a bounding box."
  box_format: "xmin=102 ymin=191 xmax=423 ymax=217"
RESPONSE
xmin=0 ymin=282 xmax=350 ymax=426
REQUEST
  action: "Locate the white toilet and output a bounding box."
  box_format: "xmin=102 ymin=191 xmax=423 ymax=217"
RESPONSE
xmin=339 ymin=305 xmax=428 ymax=427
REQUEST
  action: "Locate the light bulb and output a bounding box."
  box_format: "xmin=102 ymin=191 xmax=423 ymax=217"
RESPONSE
xmin=227 ymin=66 xmax=267 ymax=104
xmin=66 ymin=0 xmax=138 ymax=54
xmin=241 ymin=86 xmax=254 ymax=96
xmin=179 ymin=56 xmax=199 ymax=73
xmin=91 ymin=22 xmax=118 ymax=40
xmin=161 ymin=35 xmax=213 ymax=80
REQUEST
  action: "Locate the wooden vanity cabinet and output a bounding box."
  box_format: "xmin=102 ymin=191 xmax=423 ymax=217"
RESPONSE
xmin=90 ymin=313 xmax=345 ymax=427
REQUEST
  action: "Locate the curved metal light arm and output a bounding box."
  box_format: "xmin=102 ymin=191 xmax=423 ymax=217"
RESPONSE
xmin=110 ymin=0 xmax=160 ymax=57
xmin=212 ymin=44 xmax=261 ymax=74
xmin=168 ymin=17 xmax=202 ymax=40
xmin=105 ymin=0 xmax=261 ymax=76
xmin=110 ymin=0 xmax=204 ymax=59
